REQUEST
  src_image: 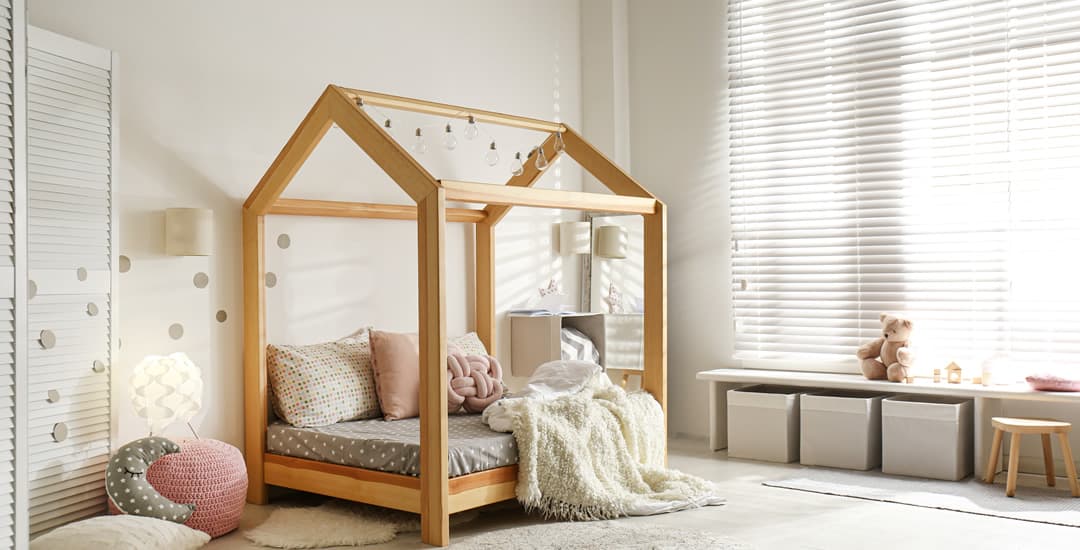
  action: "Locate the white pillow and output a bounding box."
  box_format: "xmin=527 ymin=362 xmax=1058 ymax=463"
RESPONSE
xmin=31 ymin=515 xmax=209 ymax=550
xmin=482 ymin=360 xmax=607 ymax=432
xmin=516 ymin=360 xmax=607 ymax=400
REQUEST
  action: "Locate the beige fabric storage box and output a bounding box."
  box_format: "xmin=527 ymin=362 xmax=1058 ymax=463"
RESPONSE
xmin=801 ymin=390 xmax=887 ymax=470
xmin=727 ymin=385 xmax=805 ymax=463
xmin=882 ymin=395 xmax=973 ymax=481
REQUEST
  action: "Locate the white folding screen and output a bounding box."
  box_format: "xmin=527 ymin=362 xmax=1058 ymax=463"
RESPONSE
xmin=24 ymin=26 xmax=115 ymax=540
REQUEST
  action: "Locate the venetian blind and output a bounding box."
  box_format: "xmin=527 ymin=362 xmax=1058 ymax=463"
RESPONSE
xmin=729 ymin=0 xmax=1080 ymax=371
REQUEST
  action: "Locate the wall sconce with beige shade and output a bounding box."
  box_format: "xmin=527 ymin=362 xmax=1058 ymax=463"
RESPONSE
xmin=558 ymin=221 xmax=591 ymax=255
xmin=595 ymin=225 xmax=628 ymax=259
xmin=165 ymin=208 xmax=214 ymax=256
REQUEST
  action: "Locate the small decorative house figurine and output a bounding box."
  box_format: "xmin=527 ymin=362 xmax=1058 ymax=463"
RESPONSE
xmin=933 ymin=368 xmax=942 ymax=383
xmin=946 ymin=362 xmax=962 ymax=384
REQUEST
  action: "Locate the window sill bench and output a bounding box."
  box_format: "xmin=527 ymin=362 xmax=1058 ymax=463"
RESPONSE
xmin=697 ymin=368 xmax=1080 ymax=475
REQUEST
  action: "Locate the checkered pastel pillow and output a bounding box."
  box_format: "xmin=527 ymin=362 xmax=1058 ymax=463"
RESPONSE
xmin=450 ymin=332 xmax=489 ymax=356
xmin=267 ymin=331 xmax=380 ymax=427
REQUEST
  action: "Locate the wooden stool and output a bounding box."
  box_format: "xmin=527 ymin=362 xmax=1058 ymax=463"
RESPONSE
xmin=983 ymin=417 xmax=1080 ymax=497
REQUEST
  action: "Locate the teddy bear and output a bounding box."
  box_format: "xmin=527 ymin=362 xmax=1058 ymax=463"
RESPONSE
xmin=856 ymin=313 xmax=915 ymax=382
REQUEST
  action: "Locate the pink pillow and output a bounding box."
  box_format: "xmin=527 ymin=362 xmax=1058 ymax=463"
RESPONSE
xmin=369 ymin=330 xmax=421 ymax=420
xmin=1026 ymin=373 xmax=1080 ymax=392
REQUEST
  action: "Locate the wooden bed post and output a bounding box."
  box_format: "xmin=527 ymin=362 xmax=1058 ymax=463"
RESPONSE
xmin=242 ymin=209 xmax=269 ymax=504
xmin=475 ymin=221 xmax=495 ymax=354
xmin=418 ymin=189 xmax=450 ymax=546
xmin=642 ymin=203 xmax=668 ymax=429
xmin=242 ymin=87 xmax=334 ymax=506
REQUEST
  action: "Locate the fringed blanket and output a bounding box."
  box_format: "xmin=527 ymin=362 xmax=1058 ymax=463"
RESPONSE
xmin=499 ymin=368 xmax=724 ymax=520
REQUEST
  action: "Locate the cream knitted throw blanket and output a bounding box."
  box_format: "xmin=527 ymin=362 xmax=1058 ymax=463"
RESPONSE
xmin=507 ymin=375 xmax=723 ymax=520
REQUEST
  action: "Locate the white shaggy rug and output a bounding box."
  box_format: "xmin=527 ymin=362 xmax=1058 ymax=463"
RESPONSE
xmin=244 ymin=501 xmax=477 ymax=548
xmin=449 ymin=521 xmax=742 ymax=549
xmin=765 ymin=469 xmax=1080 ymax=528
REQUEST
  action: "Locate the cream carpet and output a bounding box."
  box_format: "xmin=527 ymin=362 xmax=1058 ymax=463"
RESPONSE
xmin=243 ymin=501 xmax=477 ymax=548
xmin=242 ymin=498 xmax=739 ymax=549
xmin=449 ymin=521 xmax=742 ymax=549
xmin=765 ymin=469 xmax=1080 ymax=528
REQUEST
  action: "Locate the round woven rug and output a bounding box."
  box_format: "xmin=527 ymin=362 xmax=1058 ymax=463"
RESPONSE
xmin=450 ymin=521 xmax=741 ymax=550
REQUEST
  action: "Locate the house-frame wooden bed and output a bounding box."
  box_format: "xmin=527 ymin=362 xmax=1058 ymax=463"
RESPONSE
xmin=242 ymin=85 xmax=667 ymax=546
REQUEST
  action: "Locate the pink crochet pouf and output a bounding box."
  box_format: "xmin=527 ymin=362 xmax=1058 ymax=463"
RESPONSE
xmin=145 ymin=438 xmax=247 ymax=538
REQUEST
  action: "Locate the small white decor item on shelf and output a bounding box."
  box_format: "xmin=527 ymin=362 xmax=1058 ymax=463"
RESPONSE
xmin=130 ymin=352 xmax=204 ymax=435
xmin=29 ymin=515 xmax=210 ymax=550
xmin=603 ymin=282 xmax=623 ymax=314
xmin=537 ymin=278 xmax=569 ymax=310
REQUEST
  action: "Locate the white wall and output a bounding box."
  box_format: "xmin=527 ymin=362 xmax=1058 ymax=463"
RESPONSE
xmin=625 ymin=0 xmax=731 ymax=438
xmin=29 ymin=0 xmax=585 ymax=448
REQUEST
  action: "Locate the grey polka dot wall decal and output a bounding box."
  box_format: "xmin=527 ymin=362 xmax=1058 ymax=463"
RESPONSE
xmin=193 ymin=272 xmax=209 ymax=289
xmin=39 ymin=330 xmax=55 ymax=350
xmin=216 ymin=310 xmax=228 ymax=323
xmin=76 ymin=267 xmax=87 ymax=281
xmin=86 ymin=302 xmax=99 ymax=316
xmin=277 ymin=233 xmax=291 ymax=249
xmin=47 ymin=389 xmax=60 ymax=403
xmin=27 ymin=280 xmax=36 ymax=300
xmin=265 ymin=272 xmax=278 ymax=288
xmin=92 ymin=359 xmax=106 ymax=373
xmin=168 ymin=323 xmax=184 ymax=340
xmin=52 ymin=422 xmax=68 ymax=442
xmin=119 ymin=255 xmax=131 ymax=273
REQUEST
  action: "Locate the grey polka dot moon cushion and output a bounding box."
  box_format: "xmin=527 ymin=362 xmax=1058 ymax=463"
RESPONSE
xmin=105 ymin=437 xmax=195 ymax=523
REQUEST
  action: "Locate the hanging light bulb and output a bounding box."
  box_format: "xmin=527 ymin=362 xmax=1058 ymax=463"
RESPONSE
xmin=412 ymin=128 xmax=427 ymax=155
xmin=553 ymin=131 xmax=566 ymax=153
xmin=464 ymin=115 xmax=479 ymax=140
xmin=535 ymin=145 xmax=549 ymax=171
xmin=510 ymin=152 xmax=524 ymax=176
xmin=485 ymin=142 xmax=500 ymax=166
xmin=443 ymin=123 xmax=458 ymax=150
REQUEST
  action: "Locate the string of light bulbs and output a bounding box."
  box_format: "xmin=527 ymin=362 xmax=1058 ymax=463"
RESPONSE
xmin=350 ymin=97 xmax=565 ymax=177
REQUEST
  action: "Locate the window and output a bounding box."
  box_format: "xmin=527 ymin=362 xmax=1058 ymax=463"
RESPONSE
xmin=729 ymin=0 xmax=1080 ymax=373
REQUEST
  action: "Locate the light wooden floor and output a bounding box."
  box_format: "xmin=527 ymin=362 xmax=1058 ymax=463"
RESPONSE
xmin=209 ymin=438 xmax=1079 ymax=549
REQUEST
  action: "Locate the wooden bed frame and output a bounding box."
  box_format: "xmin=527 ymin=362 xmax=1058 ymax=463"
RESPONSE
xmin=242 ymin=85 xmax=667 ymax=546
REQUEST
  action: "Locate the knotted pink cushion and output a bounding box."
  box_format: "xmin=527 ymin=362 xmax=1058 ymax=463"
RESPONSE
xmin=447 ymin=345 xmax=504 ymax=413
xmin=146 ymin=438 xmax=248 ymax=538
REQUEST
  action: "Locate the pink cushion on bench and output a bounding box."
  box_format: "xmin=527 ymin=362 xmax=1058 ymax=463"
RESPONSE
xmin=1026 ymin=373 xmax=1080 ymax=392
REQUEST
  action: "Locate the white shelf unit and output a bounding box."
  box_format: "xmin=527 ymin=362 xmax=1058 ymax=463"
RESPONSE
xmin=509 ymin=312 xmax=643 ymax=378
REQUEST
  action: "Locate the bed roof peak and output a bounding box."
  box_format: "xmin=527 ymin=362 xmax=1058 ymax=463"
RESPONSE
xmin=244 ymin=84 xmax=657 ymax=224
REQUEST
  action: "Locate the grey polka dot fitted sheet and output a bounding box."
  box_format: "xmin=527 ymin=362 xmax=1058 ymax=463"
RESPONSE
xmin=266 ymin=413 xmax=518 ymax=478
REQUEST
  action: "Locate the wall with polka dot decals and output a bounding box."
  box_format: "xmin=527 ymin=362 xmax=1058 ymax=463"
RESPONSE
xmin=31 ymin=0 xmax=590 ymax=452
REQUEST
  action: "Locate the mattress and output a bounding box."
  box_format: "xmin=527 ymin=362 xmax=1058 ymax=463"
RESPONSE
xmin=267 ymin=413 xmax=517 ymax=478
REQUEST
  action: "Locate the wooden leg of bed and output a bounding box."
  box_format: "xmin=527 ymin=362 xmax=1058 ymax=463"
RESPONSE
xmin=643 ymin=204 xmax=668 ymax=464
xmin=422 ymin=509 xmax=450 ymax=547
xmin=419 ymin=190 xmax=450 ymax=546
xmin=242 ymin=209 xmax=270 ymax=505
